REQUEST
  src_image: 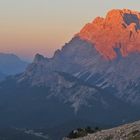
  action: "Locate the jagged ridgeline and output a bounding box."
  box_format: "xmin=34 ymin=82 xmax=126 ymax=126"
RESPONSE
xmin=0 ymin=9 xmax=140 ymax=140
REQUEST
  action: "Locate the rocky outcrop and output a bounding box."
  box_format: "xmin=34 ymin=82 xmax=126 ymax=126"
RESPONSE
xmin=64 ymin=120 xmax=140 ymax=140
xmin=78 ymin=9 xmax=140 ymax=59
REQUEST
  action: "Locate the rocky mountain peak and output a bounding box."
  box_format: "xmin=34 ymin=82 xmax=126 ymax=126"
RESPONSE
xmin=33 ymin=53 xmax=46 ymax=63
xmin=78 ymin=9 xmax=140 ymax=60
xmin=106 ymin=9 xmax=140 ymax=28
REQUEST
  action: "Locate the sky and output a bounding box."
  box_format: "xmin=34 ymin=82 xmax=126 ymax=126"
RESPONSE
xmin=0 ymin=0 xmax=140 ymax=61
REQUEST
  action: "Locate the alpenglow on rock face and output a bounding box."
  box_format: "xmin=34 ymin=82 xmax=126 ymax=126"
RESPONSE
xmin=78 ymin=9 xmax=140 ymax=59
xmin=19 ymin=9 xmax=140 ymax=106
xmin=0 ymin=9 xmax=140 ymax=136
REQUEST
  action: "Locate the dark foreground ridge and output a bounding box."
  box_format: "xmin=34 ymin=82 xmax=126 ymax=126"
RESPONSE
xmin=64 ymin=120 xmax=140 ymax=140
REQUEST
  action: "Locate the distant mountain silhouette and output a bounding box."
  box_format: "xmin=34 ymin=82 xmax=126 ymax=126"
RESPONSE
xmin=0 ymin=53 xmax=28 ymax=75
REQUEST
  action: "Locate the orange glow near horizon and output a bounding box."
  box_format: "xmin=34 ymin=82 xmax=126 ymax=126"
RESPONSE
xmin=0 ymin=21 xmax=77 ymax=60
xmin=0 ymin=0 xmax=140 ymax=60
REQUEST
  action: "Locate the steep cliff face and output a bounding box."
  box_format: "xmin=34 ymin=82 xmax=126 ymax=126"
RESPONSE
xmin=16 ymin=9 xmax=140 ymax=107
xmin=78 ymin=9 xmax=140 ymax=59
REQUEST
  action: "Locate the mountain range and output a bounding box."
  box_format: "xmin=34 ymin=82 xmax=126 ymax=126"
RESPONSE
xmin=0 ymin=9 xmax=140 ymax=139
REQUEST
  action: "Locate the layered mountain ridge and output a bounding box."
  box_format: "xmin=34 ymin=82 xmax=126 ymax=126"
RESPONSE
xmin=17 ymin=9 xmax=140 ymax=107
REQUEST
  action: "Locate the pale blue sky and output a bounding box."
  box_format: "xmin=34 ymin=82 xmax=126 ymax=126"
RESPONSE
xmin=0 ymin=0 xmax=139 ymax=60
